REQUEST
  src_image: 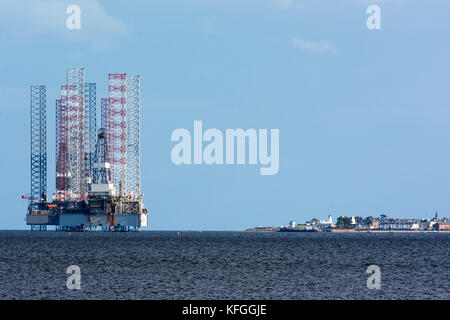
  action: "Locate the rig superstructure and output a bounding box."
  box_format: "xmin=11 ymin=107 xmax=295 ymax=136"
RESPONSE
xmin=26 ymin=68 xmax=148 ymax=231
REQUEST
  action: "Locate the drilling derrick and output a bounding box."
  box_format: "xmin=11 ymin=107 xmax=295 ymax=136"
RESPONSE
xmin=26 ymin=68 xmax=148 ymax=232
xmin=93 ymin=128 xmax=111 ymax=185
xmin=90 ymin=127 xmax=115 ymax=196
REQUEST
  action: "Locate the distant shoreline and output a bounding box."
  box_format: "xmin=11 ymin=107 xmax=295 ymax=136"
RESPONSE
xmin=0 ymin=229 xmax=449 ymax=233
xmin=242 ymin=228 xmax=450 ymax=233
xmin=329 ymin=229 xmax=450 ymax=233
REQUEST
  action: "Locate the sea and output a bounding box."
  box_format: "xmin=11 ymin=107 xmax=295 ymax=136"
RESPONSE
xmin=0 ymin=231 xmax=448 ymax=300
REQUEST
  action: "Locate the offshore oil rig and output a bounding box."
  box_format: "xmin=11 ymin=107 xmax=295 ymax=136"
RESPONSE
xmin=25 ymin=68 xmax=148 ymax=231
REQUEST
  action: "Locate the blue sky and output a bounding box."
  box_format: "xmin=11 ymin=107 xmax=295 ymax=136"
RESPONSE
xmin=0 ymin=0 xmax=450 ymax=230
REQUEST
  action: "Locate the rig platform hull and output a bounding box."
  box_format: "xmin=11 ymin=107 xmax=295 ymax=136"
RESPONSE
xmin=26 ymin=197 xmax=148 ymax=231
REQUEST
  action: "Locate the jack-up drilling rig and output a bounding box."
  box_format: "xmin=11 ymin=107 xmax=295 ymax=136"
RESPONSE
xmin=25 ymin=68 xmax=148 ymax=231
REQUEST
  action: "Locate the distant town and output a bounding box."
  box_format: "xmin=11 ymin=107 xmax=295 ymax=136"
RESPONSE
xmin=245 ymin=212 xmax=450 ymax=232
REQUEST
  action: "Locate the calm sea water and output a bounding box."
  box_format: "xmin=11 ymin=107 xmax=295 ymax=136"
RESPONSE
xmin=0 ymin=231 xmax=448 ymax=300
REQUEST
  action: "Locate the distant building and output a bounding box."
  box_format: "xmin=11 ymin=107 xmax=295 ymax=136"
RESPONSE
xmin=435 ymin=222 xmax=450 ymax=231
xmin=369 ymin=220 xmax=379 ymax=229
xmin=317 ymin=215 xmax=334 ymax=229
xmin=379 ymin=219 xmax=420 ymax=230
xmin=432 ymin=211 xmax=439 ymax=221
xmin=419 ymin=219 xmax=436 ymax=230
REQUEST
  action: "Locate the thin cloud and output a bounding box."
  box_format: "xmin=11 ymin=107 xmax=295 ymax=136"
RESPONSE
xmin=268 ymin=0 xmax=322 ymax=9
xmin=0 ymin=0 xmax=130 ymax=51
xmin=270 ymin=0 xmax=402 ymax=10
xmin=202 ymin=19 xmax=218 ymax=35
xmin=269 ymin=0 xmax=294 ymax=9
xmin=291 ymin=37 xmax=339 ymax=55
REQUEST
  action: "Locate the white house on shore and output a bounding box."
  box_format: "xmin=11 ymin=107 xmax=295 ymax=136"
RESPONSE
xmin=379 ymin=219 xmax=420 ymax=230
xmin=317 ymin=215 xmax=334 ymax=229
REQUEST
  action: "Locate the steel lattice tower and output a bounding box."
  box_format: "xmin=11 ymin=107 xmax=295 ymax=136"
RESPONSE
xmin=101 ymin=98 xmax=110 ymax=137
xmin=126 ymin=75 xmax=140 ymax=198
xmin=64 ymin=68 xmax=86 ymax=200
xmin=30 ymin=85 xmax=47 ymax=207
xmin=85 ymin=83 xmax=97 ymax=187
xmin=55 ymin=97 xmax=67 ymax=201
xmin=107 ymin=73 xmax=127 ymax=195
